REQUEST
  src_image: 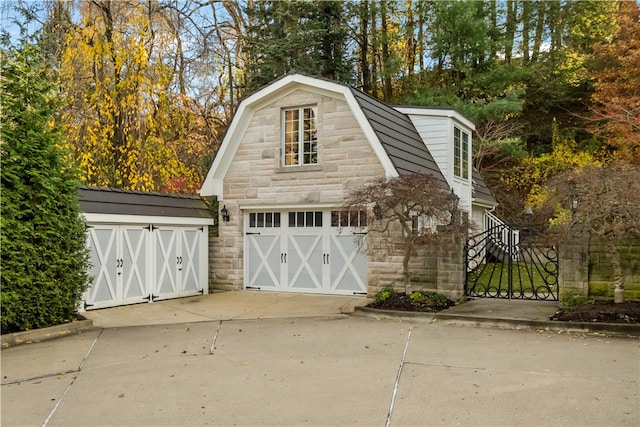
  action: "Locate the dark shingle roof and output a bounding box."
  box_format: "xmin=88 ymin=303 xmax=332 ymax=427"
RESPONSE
xmin=348 ymin=87 xmax=447 ymax=184
xmin=472 ymin=169 xmax=497 ymax=205
xmin=79 ymin=186 xmax=213 ymax=219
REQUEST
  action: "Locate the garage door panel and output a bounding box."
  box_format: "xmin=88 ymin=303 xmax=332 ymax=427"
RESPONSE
xmin=86 ymin=226 xmax=119 ymax=308
xmin=247 ymin=235 xmax=281 ymax=289
xmin=288 ymin=235 xmax=323 ymax=290
xmin=330 ymin=235 xmax=367 ymax=293
xmin=121 ymin=227 xmax=148 ymax=303
xmin=154 ymin=229 xmax=179 ymax=300
xmin=180 ymin=229 xmax=203 ymax=296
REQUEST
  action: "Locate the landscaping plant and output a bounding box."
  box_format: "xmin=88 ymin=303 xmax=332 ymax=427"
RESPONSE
xmin=1 ymin=41 xmax=90 ymax=333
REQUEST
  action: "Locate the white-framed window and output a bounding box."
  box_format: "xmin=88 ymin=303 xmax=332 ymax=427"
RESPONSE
xmin=411 ymin=214 xmax=438 ymax=236
xmin=330 ymin=210 xmax=368 ymax=228
xmin=454 ymin=126 xmax=469 ymax=179
xmin=283 ymin=106 xmax=318 ymax=166
xmin=249 ymin=212 xmax=281 ymax=228
xmin=288 ymin=211 xmax=323 ymax=227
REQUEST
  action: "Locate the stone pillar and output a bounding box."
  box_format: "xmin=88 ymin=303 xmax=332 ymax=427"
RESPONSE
xmin=558 ymin=244 xmax=589 ymax=302
xmin=208 ymin=203 xmax=244 ymax=292
xmin=436 ymin=223 xmax=467 ymax=302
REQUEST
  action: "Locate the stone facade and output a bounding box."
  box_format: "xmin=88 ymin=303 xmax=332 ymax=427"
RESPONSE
xmin=366 ymin=223 xmax=466 ymax=302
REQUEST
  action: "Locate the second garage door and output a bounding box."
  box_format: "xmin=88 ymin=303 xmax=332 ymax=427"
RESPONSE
xmin=245 ymin=210 xmax=368 ymax=295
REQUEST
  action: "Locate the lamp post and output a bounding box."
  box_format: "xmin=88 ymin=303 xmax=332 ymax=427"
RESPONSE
xmin=570 ymin=193 xmax=579 ymax=215
xmin=447 ymin=188 xmax=459 ymax=225
xmin=524 ymin=205 xmax=533 ymax=237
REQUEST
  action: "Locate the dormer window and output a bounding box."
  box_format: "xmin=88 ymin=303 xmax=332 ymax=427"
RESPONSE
xmin=283 ymin=107 xmax=318 ymax=166
xmin=454 ymin=126 xmax=469 ymax=179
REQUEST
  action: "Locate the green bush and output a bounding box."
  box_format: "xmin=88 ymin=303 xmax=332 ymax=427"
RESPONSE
xmin=1 ymin=42 xmax=90 ymax=333
xmin=559 ymin=294 xmax=591 ymax=314
xmin=409 ymin=290 xmax=451 ymax=309
xmin=374 ymin=287 xmax=397 ymax=303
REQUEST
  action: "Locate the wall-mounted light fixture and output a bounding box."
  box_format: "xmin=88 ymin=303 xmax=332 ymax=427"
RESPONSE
xmin=447 ymin=188 xmax=459 ymax=224
xmin=220 ymin=205 xmax=230 ymax=222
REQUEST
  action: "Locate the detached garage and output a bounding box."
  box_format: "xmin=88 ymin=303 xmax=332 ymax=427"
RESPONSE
xmin=79 ymin=186 xmax=214 ymax=310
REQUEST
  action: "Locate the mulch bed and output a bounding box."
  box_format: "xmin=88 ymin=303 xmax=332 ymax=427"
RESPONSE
xmin=369 ymin=293 xmax=640 ymax=325
xmin=551 ymin=300 xmax=640 ymax=324
xmin=366 ymin=293 xmax=455 ymax=313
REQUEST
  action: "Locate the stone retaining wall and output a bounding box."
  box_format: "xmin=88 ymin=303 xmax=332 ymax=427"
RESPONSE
xmin=559 ymin=238 xmax=640 ymax=302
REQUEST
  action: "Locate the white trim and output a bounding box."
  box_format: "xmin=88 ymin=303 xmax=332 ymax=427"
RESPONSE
xmin=83 ymin=213 xmax=213 ymax=226
xmin=394 ymin=106 xmax=476 ymax=130
xmin=240 ymin=203 xmax=337 ymax=211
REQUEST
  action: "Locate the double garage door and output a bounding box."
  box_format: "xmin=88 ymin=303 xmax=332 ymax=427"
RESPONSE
xmin=245 ymin=210 xmax=368 ymax=295
xmin=84 ymin=223 xmax=208 ymax=310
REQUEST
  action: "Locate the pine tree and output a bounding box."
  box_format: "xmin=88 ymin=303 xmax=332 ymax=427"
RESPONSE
xmin=244 ymin=0 xmax=353 ymax=91
xmin=1 ymin=41 xmax=90 ymax=333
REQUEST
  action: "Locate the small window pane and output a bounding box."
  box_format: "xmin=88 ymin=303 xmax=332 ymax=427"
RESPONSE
xmin=462 ymin=132 xmax=469 ymax=179
xmin=315 ymin=211 xmax=323 ymax=227
xmin=274 ymin=213 xmax=281 ymax=227
xmin=289 ymin=212 xmax=296 ymax=227
xmin=249 ymin=213 xmax=256 ymax=228
xmin=340 ymin=212 xmax=348 ymax=227
xmin=265 ymin=212 xmax=273 ymax=227
xmin=306 ymin=211 xmax=314 ymax=227
xmin=359 ymin=210 xmax=367 ymax=227
xmin=331 ymin=211 xmax=339 ymax=227
xmin=297 ymin=212 xmax=305 ymax=227
xmin=257 ymin=212 xmax=264 ymax=227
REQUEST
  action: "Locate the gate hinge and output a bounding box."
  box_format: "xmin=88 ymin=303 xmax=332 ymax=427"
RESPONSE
xmin=151 ymin=294 xmax=160 ymax=301
xmin=84 ymin=301 xmax=94 ymax=309
xmin=246 ymin=232 xmax=261 ymax=235
xmin=198 ymin=289 xmax=204 ymax=295
xmin=352 ymin=292 xmax=368 ymax=295
xmin=246 ymin=286 xmax=261 ymax=290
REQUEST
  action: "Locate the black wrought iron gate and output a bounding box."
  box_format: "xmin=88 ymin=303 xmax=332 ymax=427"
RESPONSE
xmin=466 ymin=223 xmax=559 ymax=300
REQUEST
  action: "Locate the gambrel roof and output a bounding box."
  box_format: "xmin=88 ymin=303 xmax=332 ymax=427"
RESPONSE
xmin=347 ymin=88 xmax=445 ymax=179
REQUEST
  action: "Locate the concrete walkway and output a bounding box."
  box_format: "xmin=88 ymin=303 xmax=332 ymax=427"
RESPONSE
xmin=1 ymin=291 xmax=639 ymax=426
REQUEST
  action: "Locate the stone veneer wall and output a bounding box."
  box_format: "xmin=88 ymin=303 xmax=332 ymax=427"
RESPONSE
xmin=366 ymin=223 xmax=467 ymax=302
xmin=559 ymin=238 xmax=640 ymax=302
xmin=208 ymin=89 xmax=386 ymax=291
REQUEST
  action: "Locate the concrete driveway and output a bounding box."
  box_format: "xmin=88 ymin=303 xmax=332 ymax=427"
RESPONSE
xmin=2 ymin=305 xmax=638 ymax=426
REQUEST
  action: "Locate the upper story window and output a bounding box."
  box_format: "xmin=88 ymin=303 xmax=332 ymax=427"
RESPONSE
xmin=283 ymin=107 xmax=318 ymax=166
xmin=454 ymin=126 xmax=469 ymax=179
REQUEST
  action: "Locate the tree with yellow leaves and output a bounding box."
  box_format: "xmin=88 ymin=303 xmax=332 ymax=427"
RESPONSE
xmin=59 ymin=0 xmax=201 ymax=192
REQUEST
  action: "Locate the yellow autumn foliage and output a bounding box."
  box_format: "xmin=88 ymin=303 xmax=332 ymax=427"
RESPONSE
xmin=59 ymin=0 xmax=204 ymax=193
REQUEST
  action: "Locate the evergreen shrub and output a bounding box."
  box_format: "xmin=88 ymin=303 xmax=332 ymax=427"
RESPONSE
xmin=1 ymin=42 xmax=90 ymax=333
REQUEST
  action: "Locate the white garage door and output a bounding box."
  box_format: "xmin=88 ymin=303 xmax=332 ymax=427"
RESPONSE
xmin=245 ymin=210 xmax=367 ymax=295
xmin=84 ymin=224 xmax=208 ymax=310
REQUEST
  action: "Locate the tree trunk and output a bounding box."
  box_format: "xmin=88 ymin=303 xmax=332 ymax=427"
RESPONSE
xmin=402 ymin=240 xmax=413 ymax=295
xmin=608 ymin=241 xmax=625 ymax=303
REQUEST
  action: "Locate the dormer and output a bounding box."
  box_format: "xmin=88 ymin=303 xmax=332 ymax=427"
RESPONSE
xmin=393 ymin=106 xmax=475 ymax=212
